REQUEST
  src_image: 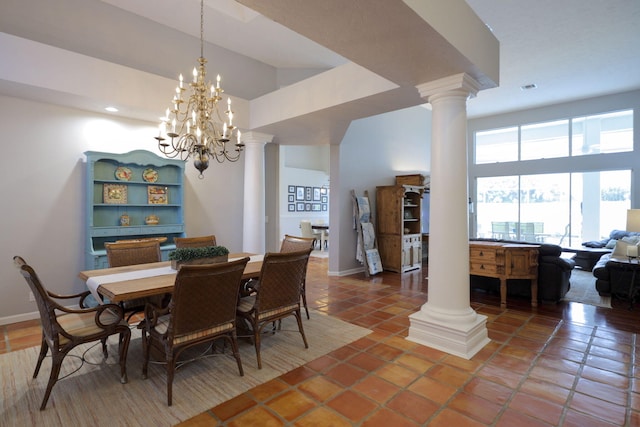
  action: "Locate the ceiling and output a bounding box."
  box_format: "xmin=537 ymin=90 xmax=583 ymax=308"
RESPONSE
xmin=1 ymin=0 xmax=639 ymax=136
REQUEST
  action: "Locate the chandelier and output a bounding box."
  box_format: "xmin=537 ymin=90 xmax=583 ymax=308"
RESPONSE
xmin=155 ymin=0 xmax=244 ymax=178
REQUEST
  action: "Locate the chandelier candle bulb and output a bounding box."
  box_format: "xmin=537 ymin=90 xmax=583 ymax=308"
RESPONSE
xmin=155 ymin=0 xmax=243 ymax=177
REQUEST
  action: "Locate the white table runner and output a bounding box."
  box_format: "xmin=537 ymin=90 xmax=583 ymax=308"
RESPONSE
xmin=86 ymin=266 xmax=175 ymax=304
xmin=86 ymin=255 xmax=263 ymax=304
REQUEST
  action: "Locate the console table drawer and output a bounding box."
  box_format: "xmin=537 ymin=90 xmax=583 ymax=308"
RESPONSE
xmin=470 ymin=248 xmax=497 ymax=263
xmin=470 ymin=262 xmax=498 ymax=275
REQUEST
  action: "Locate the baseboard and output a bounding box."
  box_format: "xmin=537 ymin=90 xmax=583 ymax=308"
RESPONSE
xmin=0 ymin=310 xmax=40 ymax=326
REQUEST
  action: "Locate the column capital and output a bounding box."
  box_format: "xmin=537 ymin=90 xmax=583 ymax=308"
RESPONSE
xmin=241 ymin=131 xmax=274 ymax=145
xmin=416 ymin=73 xmax=481 ymax=101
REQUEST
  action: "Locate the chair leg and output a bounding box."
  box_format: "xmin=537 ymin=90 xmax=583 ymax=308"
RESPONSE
xmin=167 ymin=357 xmax=176 ymax=406
xmin=141 ymin=330 xmax=150 ymax=380
xmin=301 ymin=280 xmax=310 ymax=320
xmin=33 ymin=335 xmax=49 ymax=378
xmin=40 ymin=351 xmax=67 ymax=410
xmin=254 ymin=323 xmax=263 ymax=369
xmin=229 ymin=332 xmax=244 ymax=376
xmin=294 ymin=310 xmax=309 ymax=349
xmin=118 ymin=328 xmax=131 ymax=384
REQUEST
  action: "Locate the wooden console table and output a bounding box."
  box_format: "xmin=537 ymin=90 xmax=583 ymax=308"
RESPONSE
xmin=469 ymin=242 xmax=539 ymax=307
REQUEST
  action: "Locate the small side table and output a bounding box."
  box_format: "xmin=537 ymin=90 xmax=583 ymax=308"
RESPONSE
xmin=624 ymin=257 xmax=640 ymax=310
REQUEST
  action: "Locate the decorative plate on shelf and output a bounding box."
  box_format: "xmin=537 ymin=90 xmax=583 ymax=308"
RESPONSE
xmin=115 ymin=166 xmax=132 ymax=181
xmin=142 ymin=168 xmax=159 ymax=183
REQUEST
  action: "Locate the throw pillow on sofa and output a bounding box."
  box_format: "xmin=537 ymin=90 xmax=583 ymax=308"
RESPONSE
xmin=611 ymin=236 xmax=640 ymax=258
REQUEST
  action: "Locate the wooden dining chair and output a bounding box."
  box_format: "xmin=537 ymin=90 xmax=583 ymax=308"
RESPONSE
xmin=236 ymin=249 xmax=311 ymax=369
xmin=299 ymin=220 xmax=321 ymax=249
xmin=280 ymin=234 xmax=315 ymax=319
xmin=142 ymin=257 xmax=249 ymax=406
xmin=105 ymin=240 xmax=164 ymax=319
xmin=174 ymin=235 xmax=217 ymax=248
xmin=13 ymin=256 xmax=131 ymax=410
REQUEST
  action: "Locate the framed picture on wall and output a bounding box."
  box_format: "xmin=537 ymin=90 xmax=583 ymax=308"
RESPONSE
xmin=288 ymin=185 xmax=295 ymax=193
xmin=305 ymin=203 xmax=311 ymax=211
xmin=288 ymin=194 xmax=294 ymax=202
xmin=322 ymin=204 xmax=327 ymax=211
xmin=312 ymin=203 xmax=321 ymax=211
xmin=321 ymin=195 xmax=328 ymax=203
xmin=288 ymin=204 xmax=295 ymax=212
xmin=313 ymin=187 xmax=321 ymax=201
xmin=320 ymin=187 xmax=327 ymax=194
xmin=305 ymin=187 xmax=312 ymax=201
xmin=296 ymin=202 xmax=305 ymax=211
xmin=296 ymin=186 xmax=305 ymax=201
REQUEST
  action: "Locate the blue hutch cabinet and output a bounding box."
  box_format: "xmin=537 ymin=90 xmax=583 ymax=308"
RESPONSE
xmin=84 ymin=150 xmax=185 ymax=269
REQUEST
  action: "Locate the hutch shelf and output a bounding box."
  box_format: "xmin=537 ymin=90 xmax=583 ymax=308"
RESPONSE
xmin=84 ymin=150 xmax=185 ymax=269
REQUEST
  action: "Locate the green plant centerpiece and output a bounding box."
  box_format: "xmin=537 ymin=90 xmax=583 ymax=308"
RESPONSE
xmin=168 ymin=245 xmax=230 ymax=270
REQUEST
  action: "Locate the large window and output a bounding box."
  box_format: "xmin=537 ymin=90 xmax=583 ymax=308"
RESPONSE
xmin=475 ymin=109 xmax=633 ymax=163
xmin=476 ymin=170 xmax=630 ymax=246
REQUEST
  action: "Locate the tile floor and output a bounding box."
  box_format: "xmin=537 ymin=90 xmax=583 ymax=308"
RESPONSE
xmin=3 ymin=257 xmax=640 ymax=426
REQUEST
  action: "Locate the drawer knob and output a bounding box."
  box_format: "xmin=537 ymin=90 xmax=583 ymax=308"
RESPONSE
xmin=479 ymin=251 xmax=484 ymax=256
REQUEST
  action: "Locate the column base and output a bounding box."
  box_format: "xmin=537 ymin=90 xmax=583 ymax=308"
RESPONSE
xmin=407 ymin=309 xmax=490 ymax=359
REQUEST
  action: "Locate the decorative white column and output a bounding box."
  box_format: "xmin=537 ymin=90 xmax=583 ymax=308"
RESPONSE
xmin=408 ymin=73 xmax=490 ymax=359
xmin=241 ymin=132 xmax=273 ymax=254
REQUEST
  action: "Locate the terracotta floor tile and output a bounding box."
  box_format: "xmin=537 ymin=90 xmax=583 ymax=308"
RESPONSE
xmin=210 ymin=393 xmax=257 ymax=421
xmin=408 ymin=376 xmax=458 ymax=404
xmin=367 ymin=342 xmax=404 ymax=361
xmin=591 ymin=336 xmax=632 ymax=354
xmin=518 ymin=378 xmax=570 ymax=406
xmin=174 ymin=412 xmax=218 ymax=427
xmin=442 ymin=354 xmax=482 ymax=373
xmin=325 ymin=363 xmax=368 ymax=387
xmin=376 ymin=363 xmax=421 ymax=388
xmin=426 ymin=364 xmax=469 ymax=388
xmin=348 ymin=352 xmax=387 ymax=372
xmin=508 ymin=391 xmax=563 ymax=425
xmin=488 ymin=353 xmax=534 ymax=375
xmin=589 ymin=343 xmax=632 ymax=363
xmin=395 ymin=353 xmax=435 ymax=373
xmin=495 ymin=408 xmax=553 ymax=427
xmin=477 ymin=363 xmax=525 ymax=389
xmin=266 ymin=389 xmax=316 ymax=421
xmin=535 ymin=354 xmax=581 ymax=376
xmin=569 ymin=391 xmax=627 ymax=425
xmin=497 ymin=344 xmax=537 ymax=362
xmin=507 ymin=336 xmax=546 ymax=352
xmin=547 ymin=336 xmax=589 ymax=353
xmin=528 ymin=365 xmax=577 ymax=390
xmin=249 ymin=379 xmax=289 ymax=401
xmin=360 ymin=408 xmax=420 ymax=427
xmin=448 ymin=391 xmax=503 ymax=424
xmin=298 ymin=376 xmax=343 ymax=402
xmin=561 ymin=408 xmax=620 ymax=427
xmin=227 ymin=406 xmax=284 ymax=427
xmin=294 ymin=407 xmax=352 ymax=427
xmin=327 ymin=390 xmax=377 ymax=422
xmin=575 ymin=377 xmax=629 ymax=406
xmin=353 ymin=375 xmax=401 ymax=404
xmin=386 ymin=390 xmax=440 ymax=424
xmin=463 ymin=377 xmax=514 ymax=405
xmin=280 ymin=365 xmax=317 ymax=386
xmin=410 ymin=343 xmax=448 ymax=362
xmin=305 ymin=354 xmax=338 ymax=373
xmin=327 ymin=344 xmax=360 ymax=361
xmin=428 ymin=408 xmax=487 ymax=427
xmin=349 ymin=336 xmax=377 ymax=351
xmin=541 ymin=344 xmax=587 ymax=363
xmin=585 ymin=354 xmax=630 ymax=376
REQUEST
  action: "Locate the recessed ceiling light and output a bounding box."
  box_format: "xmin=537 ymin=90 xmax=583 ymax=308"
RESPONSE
xmin=105 ymin=106 xmax=118 ymax=112
xmin=520 ymin=84 xmax=537 ymax=91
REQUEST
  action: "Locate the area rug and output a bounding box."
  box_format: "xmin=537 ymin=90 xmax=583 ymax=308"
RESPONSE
xmin=563 ymin=269 xmax=612 ymax=308
xmin=0 ymin=313 xmax=370 ymax=427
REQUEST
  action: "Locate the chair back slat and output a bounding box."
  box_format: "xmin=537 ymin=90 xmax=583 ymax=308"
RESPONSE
xmin=105 ymin=240 xmax=161 ymax=267
xmin=174 ymin=235 xmax=217 ymax=248
xmin=255 ymin=250 xmax=311 ymax=314
xmin=280 ymin=235 xmax=315 ymax=253
xmin=14 ymin=256 xmax=57 ymax=342
xmin=168 ymin=257 xmax=249 ymax=339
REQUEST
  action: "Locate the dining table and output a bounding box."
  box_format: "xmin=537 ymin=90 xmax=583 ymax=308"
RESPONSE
xmin=311 ymin=224 xmax=329 ymax=251
xmin=78 ymin=252 xmax=262 ymax=303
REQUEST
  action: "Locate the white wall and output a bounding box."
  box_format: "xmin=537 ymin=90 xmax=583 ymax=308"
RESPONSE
xmin=333 ymin=105 xmax=432 ymax=274
xmin=0 ymin=95 xmax=245 ymax=324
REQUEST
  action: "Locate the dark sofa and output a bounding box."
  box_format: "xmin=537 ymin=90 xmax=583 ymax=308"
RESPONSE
xmin=469 ymin=239 xmax=576 ymax=303
xmin=593 ymin=253 xmax=637 ymax=297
